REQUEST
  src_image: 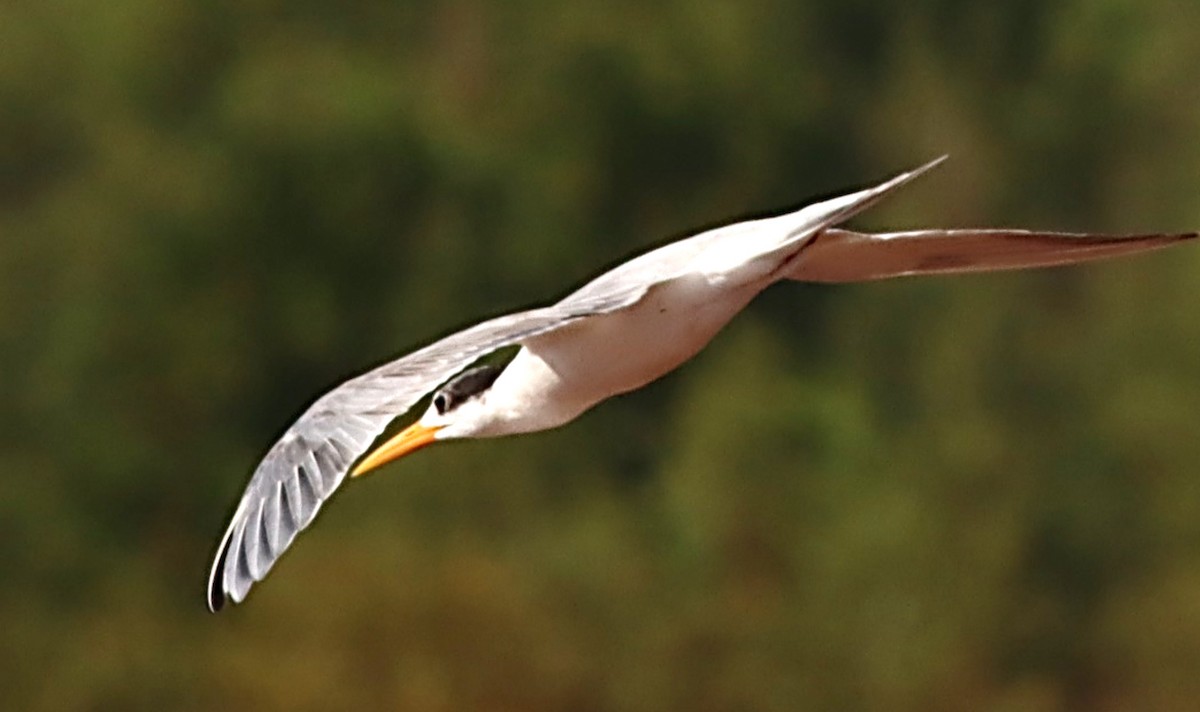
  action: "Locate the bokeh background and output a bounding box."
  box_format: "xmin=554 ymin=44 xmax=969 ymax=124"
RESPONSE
xmin=4 ymin=1 xmax=1200 ymax=710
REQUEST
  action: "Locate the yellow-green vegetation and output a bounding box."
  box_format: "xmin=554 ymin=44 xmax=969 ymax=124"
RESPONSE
xmin=3 ymin=1 xmax=1200 ymax=709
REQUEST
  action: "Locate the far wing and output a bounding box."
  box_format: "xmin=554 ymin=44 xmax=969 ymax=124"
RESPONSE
xmin=206 ymin=284 xmax=652 ymax=611
xmin=787 ymin=228 xmax=1196 ymax=282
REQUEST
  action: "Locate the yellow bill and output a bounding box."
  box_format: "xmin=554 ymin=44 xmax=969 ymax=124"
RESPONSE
xmin=350 ymin=422 xmax=442 ymax=478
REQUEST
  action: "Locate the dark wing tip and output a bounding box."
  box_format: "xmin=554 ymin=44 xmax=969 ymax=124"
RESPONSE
xmin=1126 ymin=231 xmax=1198 ymax=250
xmin=206 ymin=525 xmax=234 ymax=613
xmin=1138 ymin=231 xmax=1196 ymax=244
xmin=1137 ymin=231 xmax=1198 ymax=243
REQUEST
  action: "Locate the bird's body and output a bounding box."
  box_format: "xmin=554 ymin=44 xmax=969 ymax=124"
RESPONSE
xmin=456 ymin=171 xmax=949 ymax=437
xmin=207 ymin=157 xmax=1195 ymax=611
xmin=488 ymin=272 xmax=760 ymax=435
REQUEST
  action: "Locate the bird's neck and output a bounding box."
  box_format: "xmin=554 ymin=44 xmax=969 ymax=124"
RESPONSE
xmin=468 ymin=348 xmax=596 ymax=438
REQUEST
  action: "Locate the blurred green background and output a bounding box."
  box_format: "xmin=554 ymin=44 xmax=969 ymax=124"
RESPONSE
xmin=4 ymin=0 xmax=1200 ymax=709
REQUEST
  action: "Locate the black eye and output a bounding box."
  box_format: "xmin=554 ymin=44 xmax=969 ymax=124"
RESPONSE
xmin=432 ymin=393 xmax=449 ymax=415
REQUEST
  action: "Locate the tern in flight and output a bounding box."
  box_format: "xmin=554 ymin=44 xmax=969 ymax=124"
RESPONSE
xmin=207 ymin=157 xmax=1194 ymax=611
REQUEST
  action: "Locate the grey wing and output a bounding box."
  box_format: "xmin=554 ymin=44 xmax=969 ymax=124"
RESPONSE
xmin=207 ymin=283 xmax=653 ymax=612
xmin=786 ymin=228 xmax=1196 ymax=282
xmin=208 ymin=157 xmax=961 ymax=611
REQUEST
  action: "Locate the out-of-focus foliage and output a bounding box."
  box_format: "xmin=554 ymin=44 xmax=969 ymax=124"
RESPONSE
xmin=2 ymin=0 xmax=1199 ymax=709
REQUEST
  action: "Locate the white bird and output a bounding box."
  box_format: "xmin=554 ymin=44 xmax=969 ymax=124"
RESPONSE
xmin=206 ymin=157 xmax=1194 ymax=611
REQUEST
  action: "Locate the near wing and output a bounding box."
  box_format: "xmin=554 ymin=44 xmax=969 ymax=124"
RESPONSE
xmin=787 ymin=228 xmax=1196 ymax=282
xmin=206 ymin=285 xmax=653 ymax=611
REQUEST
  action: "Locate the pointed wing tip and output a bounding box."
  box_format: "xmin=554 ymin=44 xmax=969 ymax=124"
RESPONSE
xmin=206 ymin=563 xmax=228 ymax=613
xmin=1131 ymin=231 xmax=1197 ymax=249
xmin=907 ymin=154 xmax=949 ymax=179
xmin=867 ymin=155 xmax=950 ymax=200
xmin=206 ymin=521 xmax=235 ymax=614
xmin=203 ymin=446 xmax=344 ymax=615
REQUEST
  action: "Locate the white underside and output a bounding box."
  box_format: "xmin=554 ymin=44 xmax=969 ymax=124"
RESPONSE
xmin=455 ymin=159 xmax=946 ymax=438
xmin=485 ymin=272 xmax=765 ymax=434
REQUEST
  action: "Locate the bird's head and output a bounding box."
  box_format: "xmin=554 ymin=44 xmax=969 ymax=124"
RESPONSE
xmin=350 ymin=364 xmax=504 ymax=477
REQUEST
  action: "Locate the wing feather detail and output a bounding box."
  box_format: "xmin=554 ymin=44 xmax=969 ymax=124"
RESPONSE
xmin=206 ymin=291 xmax=652 ymax=611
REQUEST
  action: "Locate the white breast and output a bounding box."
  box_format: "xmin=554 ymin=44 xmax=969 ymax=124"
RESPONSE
xmin=481 ymin=272 xmax=764 ymax=435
